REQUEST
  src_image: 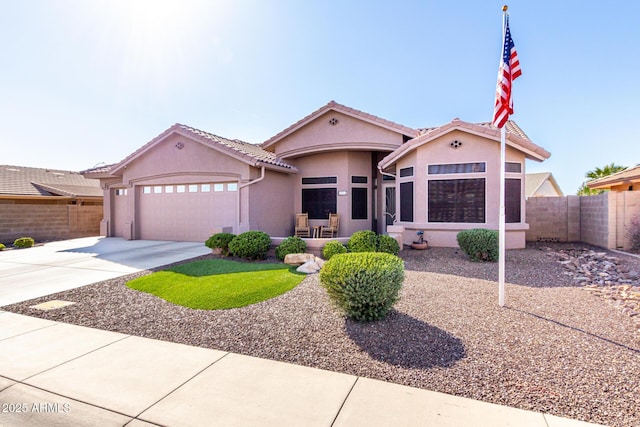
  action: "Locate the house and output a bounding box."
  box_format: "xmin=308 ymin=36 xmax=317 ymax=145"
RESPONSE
xmin=525 ymin=172 xmax=564 ymax=197
xmin=85 ymin=101 xmax=550 ymax=249
xmin=0 ymin=165 xmax=103 ymax=243
xmin=586 ymin=164 xmax=640 ymax=192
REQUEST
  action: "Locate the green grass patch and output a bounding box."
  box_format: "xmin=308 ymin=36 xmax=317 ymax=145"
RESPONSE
xmin=127 ymin=259 xmax=305 ymax=310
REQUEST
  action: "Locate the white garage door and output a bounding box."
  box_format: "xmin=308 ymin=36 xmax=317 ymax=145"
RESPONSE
xmin=138 ymin=182 xmax=238 ymax=242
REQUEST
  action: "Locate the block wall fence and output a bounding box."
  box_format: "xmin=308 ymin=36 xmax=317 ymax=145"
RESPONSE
xmin=0 ymin=203 xmax=103 ymax=244
xmin=525 ymin=192 xmax=640 ymax=250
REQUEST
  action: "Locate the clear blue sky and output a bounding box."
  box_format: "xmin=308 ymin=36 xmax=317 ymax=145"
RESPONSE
xmin=2 ymin=0 xmax=638 ymax=195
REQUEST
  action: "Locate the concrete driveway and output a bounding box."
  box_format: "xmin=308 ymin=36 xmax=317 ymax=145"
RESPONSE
xmin=0 ymin=237 xmax=210 ymax=307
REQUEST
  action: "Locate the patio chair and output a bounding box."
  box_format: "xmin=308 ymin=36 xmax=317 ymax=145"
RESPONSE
xmin=294 ymin=213 xmax=310 ymax=238
xmin=320 ymin=213 xmax=339 ymax=238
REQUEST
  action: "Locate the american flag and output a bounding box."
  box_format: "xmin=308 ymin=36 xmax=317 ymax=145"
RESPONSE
xmin=492 ymin=16 xmax=521 ymax=128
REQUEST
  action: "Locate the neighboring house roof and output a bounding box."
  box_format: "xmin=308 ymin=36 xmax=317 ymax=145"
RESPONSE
xmin=107 ymin=124 xmax=297 ymax=176
xmin=525 ymin=172 xmax=564 ymax=197
xmin=262 ymin=100 xmax=420 ymax=150
xmin=379 ymin=118 xmax=550 ymax=169
xmin=0 ymin=165 xmax=102 ymax=198
xmin=586 ymin=164 xmax=640 ymax=189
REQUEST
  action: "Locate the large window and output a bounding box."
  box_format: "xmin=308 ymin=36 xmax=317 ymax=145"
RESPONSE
xmin=302 ymin=188 xmax=336 ymax=219
xmin=505 ymin=178 xmax=521 ymax=223
xmin=428 ymin=178 xmax=485 ymax=223
xmin=399 ymin=182 xmax=414 ymax=222
xmin=351 ymin=188 xmax=367 ymax=220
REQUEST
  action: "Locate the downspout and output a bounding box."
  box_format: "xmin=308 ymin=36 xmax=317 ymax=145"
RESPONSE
xmin=237 ymin=166 xmax=266 ymax=232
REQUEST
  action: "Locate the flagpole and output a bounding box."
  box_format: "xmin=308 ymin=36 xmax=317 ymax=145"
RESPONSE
xmin=498 ymin=5 xmax=508 ymax=307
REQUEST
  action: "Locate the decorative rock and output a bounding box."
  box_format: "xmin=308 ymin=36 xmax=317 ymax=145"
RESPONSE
xmin=284 ymin=253 xmax=315 ymax=266
xmin=296 ymin=261 xmax=320 ymax=274
xmin=314 ymin=257 xmax=325 ymax=269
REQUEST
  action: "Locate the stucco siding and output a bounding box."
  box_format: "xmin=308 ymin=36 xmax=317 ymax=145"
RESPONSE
xmin=247 ymin=171 xmax=294 ymax=236
xmin=272 ymin=111 xmax=404 ymax=159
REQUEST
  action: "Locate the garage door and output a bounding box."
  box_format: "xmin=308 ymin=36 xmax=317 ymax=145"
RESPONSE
xmin=138 ymin=182 xmax=238 ymax=242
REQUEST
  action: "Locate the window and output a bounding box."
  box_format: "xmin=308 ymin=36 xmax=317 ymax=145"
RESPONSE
xmin=302 ymin=188 xmax=336 ymax=219
xmin=351 ymin=188 xmax=367 ymax=220
xmin=115 ymin=189 xmax=127 ymax=196
xmin=214 ymin=183 xmax=224 ymax=192
xmin=351 ymin=176 xmax=367 ymax=184
xmin=382 ymin=174 xmax=396 ymax=181
xmin=165 ymin=186 xmax=174 ymax=193
xmin=505 ymin=178 xmax=521 ymax=223
xmin=302 ymin=177 xmax=337 ymax=185
xmin=399 ymin=167 xmax=414 ymax=177
xmin=176 ymin=185 xmax=186 ymax=193
xmin=428 ymin=162 xmax=486 ymax=174
xmin=399 ymin=182 xmax=414 ymax=222
xmin=143 ymin=186 xmax=151 ymax=194
xmin=201 ymin=184 xmax=211 ymax=192
xmin=227 ymin=183 xmax=238 ymax=191
xmin=428 ymin=179 xmax=485 ymax=223
xmin=153 ymin=186 xmax=162 ymax=194
xmin=505 ymin=162 xmax=522 ymax=173
xmin=188 ymin=184 xmax=198 ymax=193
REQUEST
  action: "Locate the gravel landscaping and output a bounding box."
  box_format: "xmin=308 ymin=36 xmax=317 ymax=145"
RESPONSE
xmin=4 ymin=242 xmax=640 ymax=427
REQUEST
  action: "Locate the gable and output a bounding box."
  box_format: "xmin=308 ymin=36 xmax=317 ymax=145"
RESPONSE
xmin=267 ymin=110 xmax=409 ymax=159
xmin=118 ymin=132 xmax=255 ymax=184
xmin=380 ymin=119 xmax=550 ymax=171
xmin=262 ymin=101 xmax=418 ymax=159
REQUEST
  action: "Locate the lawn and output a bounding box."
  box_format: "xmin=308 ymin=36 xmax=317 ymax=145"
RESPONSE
xmin=126 ymin=259 xmax=305 ymax=310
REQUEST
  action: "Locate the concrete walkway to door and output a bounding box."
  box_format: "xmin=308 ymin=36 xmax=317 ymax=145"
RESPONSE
xmin=0 ymin=237 xmax=210 ymax=307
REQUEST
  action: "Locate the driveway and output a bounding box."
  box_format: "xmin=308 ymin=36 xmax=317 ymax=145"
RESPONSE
xmin=0 ymin=237 xmax=210 ymax=307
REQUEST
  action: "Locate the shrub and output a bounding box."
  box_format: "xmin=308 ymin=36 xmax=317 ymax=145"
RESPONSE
xmin=319 ymin=252 xmax=404 ymax=322
xmin=228 ymin=231 xmax=271 ymax=260
xmin=13 ymin=237 xmax=35 ymax=248
xmin=275 ymin=236 xmax=307 ymax=261
xmin=348 ymin=230 xmax=378 ymax=253
xmin=205 ymin=232 xmax=235 ymax=256
xmin=456 ymin=228 xmax=498 ymax=262
xmin=322 ymin=240 xmax=348 ymax=260
xmin=0 ymin=243 xmax=5 ymax=251
xmin=377 ymin=234 xmax=400 ymax=255
xmin=627 ymin=213 xmax=640 ymax=253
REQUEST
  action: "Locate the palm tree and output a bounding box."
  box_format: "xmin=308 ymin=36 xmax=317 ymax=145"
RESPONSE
xmin=577 ymin=162 xmax=627 ymax=195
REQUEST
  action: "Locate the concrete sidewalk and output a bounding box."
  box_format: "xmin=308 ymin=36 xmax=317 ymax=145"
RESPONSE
xmin=0 ymin=237 xmax=210 ymax=307
xmin=0 ymin=311 xmax=603 ymax=427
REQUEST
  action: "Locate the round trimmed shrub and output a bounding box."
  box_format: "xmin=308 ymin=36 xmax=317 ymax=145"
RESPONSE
xmin=0 ymin=243 xmax=5 ymax=251
xmin=319 ymin=252 xmax=404 ymax=322
xmin=377 ymin=234 xmax=400 ymax=255
xmin=348 ymin=230 xmax=377 ymax=253
xmin=322 ymin=240 xmax=347 ymax=260
xmin=13 ymin=237 xmax=35 ymax=248
xmin=275 ymin=236 xmax=307 ymax=261
xmin=205 ymin=232 xmax=235 ymax=256
xmin=456 ymin=228 xmax=499 ymax=262
xmin=228 ymin=231 xmax=271 ymax=260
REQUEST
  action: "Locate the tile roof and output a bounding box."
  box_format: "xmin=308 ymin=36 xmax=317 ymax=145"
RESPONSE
xmin=0 ymin=165 xmax=102 ymax=197
xmin=587 ymin=164 xmax=640 ymax=189
xmin=109 ymin=124 xmax=297 ymax=175
xmin=176 ymin=124 xmax=297 ymax=171
xmin=262 ymin=101 xmax=420 ymax=149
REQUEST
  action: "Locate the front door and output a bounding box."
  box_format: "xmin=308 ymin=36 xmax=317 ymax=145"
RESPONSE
xmin=384 ymin=185 xmax=396 ymax=231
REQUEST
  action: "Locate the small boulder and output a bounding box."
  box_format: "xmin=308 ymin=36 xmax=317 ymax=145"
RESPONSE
xmin=284 ymin=253 xmax=315 ymax=266
xmin=296 ymin=261 xmax=320 ymax=274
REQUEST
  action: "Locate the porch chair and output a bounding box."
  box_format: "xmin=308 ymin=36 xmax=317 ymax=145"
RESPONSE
xmin=320 ymin=213 xmax=339 ymax=238
xmin=294 ymin=213 xmax=310 ymax=238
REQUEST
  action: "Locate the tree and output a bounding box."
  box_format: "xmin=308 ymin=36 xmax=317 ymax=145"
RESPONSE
xmin=577 ymin=162 xmax=627 ymax=195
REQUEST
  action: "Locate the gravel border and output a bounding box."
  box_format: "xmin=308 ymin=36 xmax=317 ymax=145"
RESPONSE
xmin=4 ymin=243 xmax=640 ymax=427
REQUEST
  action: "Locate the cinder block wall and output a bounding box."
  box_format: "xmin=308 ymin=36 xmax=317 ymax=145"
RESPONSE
xmin=525 ymin=197 xmax=572 ymax=242
xmin=0 ymin=204 xmax=103 ymax=243
xmin=579 ymin=193 xmax=611 ymax=248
